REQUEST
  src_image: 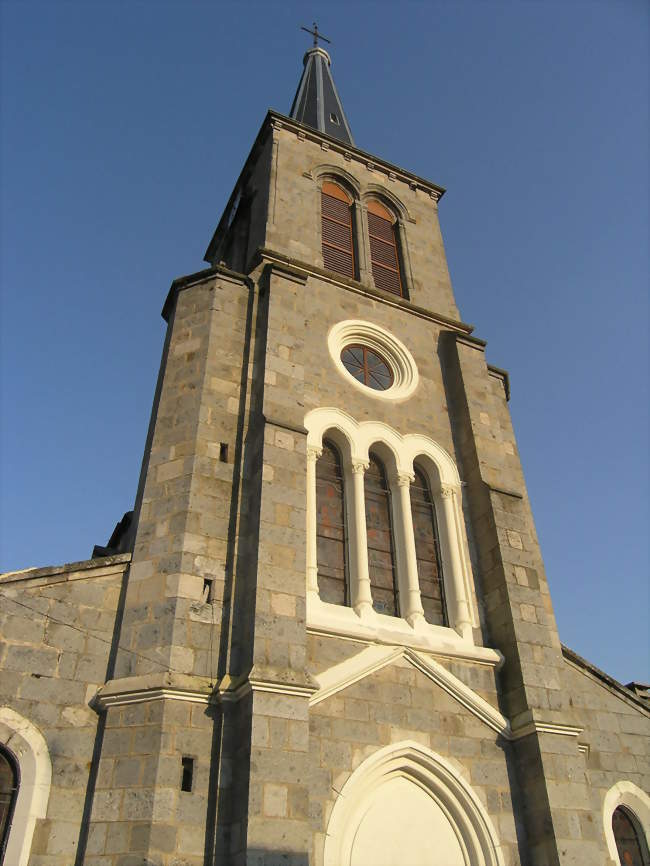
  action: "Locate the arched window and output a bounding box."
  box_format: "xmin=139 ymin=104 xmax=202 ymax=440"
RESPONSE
xmin=316 ymin=440 xmax=348 ymax=606
xmin=321 ymin=181 xmax=355 ymax=278
xmin=613 ymin=806 xmax=649 ymax=866
xmin=411 ymin=466 xmax=447 ymax=626
xmin=367 ymin=199 xmax=403 ymax=296
xmin=365 ymin=454 xmax=398 ymax=616
xmin=0 ymin=746 xmax=18 ymax=864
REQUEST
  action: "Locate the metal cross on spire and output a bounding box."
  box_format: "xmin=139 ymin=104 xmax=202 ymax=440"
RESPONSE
xmin=301 ymin=22 xmax=331 ymax=48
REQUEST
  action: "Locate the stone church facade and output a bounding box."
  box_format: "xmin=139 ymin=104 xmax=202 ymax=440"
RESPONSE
xmin=1 ymin=45 xmax=648 ymax=866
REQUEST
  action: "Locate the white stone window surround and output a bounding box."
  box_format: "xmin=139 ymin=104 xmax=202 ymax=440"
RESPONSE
xmin=0 ymin=707 xmax=52 ymax=866
xmin=603 ymin=781 xmax=650 ymax=866
xmin=328 ymin=319 xmax=419 ymax=401
xmin=305 ymin=407 xmax=480 ymax=656
xmin=323 ymin=740 xmax=506 ymax=866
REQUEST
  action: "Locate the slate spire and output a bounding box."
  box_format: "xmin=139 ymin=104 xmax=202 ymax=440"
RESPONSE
xmin=289 ymin=46 xmax=354 ymax=146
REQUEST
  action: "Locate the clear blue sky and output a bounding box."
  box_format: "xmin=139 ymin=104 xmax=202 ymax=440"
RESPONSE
xmin=1 ymin=1 xmax=647 ymax=684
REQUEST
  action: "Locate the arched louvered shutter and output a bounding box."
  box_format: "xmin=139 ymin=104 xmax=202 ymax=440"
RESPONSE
xmin=367 ymin=199 xmax=403 ymax=296
xmin=364 ymin=454 xmax=399 ymax=616
xmin=612 ymin=807 xmax=647 ymax=866
xmin=316 ymin=440 xmax=348 ymax=605
xmin=321 ymin=181 xmax=355 ymax=278
xmin=411 ymin=467 xmax=447 ymax=626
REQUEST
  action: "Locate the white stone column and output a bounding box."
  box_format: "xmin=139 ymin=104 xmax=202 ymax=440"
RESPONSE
xmin=396 ymin=219 xmax=415 ymax=298
xmin=306 ymin=445 xmax=322 ymax=601
xmin=350 ymin=459 xmax=373 ymax=618
xmin=353 ymin=202 xmax=369 ymax=283
xmin=439 ymin=484 xmax=472 ymax=639
xmin=358 ymin=204 xmax=374 ymax=290
xmin=395 ymin=472 xmax=426 ymax=628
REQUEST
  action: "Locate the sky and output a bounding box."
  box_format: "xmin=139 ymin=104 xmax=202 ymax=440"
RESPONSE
xmin=1 ymin=0 xmax=647 ymax=685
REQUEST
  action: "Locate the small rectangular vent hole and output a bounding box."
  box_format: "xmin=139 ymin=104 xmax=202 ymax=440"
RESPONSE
xmin=181 ymin=756 xmax=194 ymax=792
xmin=219 ymin=443 xmax=229 ymax=463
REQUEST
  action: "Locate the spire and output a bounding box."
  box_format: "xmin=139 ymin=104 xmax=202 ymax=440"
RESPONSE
xmin=289 ymin=27 xmax=354 ymax=146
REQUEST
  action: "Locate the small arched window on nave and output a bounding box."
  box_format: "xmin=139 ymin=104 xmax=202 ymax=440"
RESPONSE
xmin=0 ymin=746 xmax=18 ymax=863
xmin=612 ymin=806 xmax=649 ymax=866
xmin=321 ymin=181 xmax=355 ymax=279
xmin=411 ymin=466 xmax=447 ymax=627
xmin=367 ymin=199 xmax=403 ymax=296
xmin=316 ymin=439 xmax=348 ymax=606
xmin=365 ymin=454 xmax=399 ymax=616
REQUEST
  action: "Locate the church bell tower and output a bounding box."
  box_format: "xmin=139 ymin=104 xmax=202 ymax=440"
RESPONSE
xmin=85 ymin=35 xmax=605 ymax=866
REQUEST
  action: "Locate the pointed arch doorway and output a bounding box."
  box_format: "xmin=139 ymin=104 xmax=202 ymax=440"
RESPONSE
xmin=324 ymin=742 xmax=505 ymax=866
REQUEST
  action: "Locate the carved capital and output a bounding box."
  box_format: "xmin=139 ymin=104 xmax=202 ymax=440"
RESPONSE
xmin=395 ymin=471 xmax=415 ymax=488
xmin=306 ymin=445 xmax=323 ymax=462
xmin=440 ymin=484 xmax=457 ymax=499
xmin=351 ymin=459 xmax=369 ymax=475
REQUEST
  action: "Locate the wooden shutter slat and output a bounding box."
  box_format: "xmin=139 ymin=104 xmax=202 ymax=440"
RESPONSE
xmin=322 ymin=188 xmax=355 ymax=279
xmin=367 ymin=209 xmax=403 ymax=296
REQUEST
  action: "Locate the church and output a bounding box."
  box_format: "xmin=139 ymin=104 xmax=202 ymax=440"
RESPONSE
xmin=1 ymin=36 xmax=648 ymax=866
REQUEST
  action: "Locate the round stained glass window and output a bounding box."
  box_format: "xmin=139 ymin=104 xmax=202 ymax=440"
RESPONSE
xmin=340 ymin=345 xmax=394 ymax=391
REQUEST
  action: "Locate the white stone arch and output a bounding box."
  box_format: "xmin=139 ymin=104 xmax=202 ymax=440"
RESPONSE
xmin=304 ymin=408 xmax=476 ymax=645
xmin=362 ymin=184 xmax=412 ymax=223
xmin=323 ymin=740 xmax=505 ymax=866
xmin=603 ymin=781 xmax=650 ymax=865
xmin=0 ymin=706 xmax=52 ymax=866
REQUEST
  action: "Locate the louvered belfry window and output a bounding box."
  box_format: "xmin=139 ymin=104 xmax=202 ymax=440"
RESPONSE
xmin=364 ymin=454 xmax=399 ymax=616
xmin=367 ymin=199 xmax=403 ymax=296
xmin=321 ymin=181 xmax=355 ymax=278
xmin=316 ymin=440 xmax=348 ymax=606
xmin=410 ymin=467 xmax=448 ymax=626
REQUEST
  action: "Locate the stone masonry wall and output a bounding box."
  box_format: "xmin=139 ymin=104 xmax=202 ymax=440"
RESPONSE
xmin=264 ymin=124 xmax=461 ymax=321
xmin=306 ymin=642 xmax=523 ymax=866
xmin=0 ymin=555 xmax=128 ymax=865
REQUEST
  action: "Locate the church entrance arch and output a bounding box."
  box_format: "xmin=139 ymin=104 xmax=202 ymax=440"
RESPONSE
xmin=323 ymin=741 xmax=505 ymax=866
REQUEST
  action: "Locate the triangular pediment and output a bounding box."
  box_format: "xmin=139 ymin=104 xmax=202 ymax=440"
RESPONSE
xmin=310 ymin=645 xmax=511 ymax=738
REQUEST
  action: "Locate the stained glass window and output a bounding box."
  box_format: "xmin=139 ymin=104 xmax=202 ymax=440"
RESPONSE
xmin=340 ymin=345 xmax=393 ymax=391
xmin=365 ymin=454 xmax=399 ymax=616
xmin=316 ymin=440 xmax=348 ymax=606
xmin=411 ymin=467 xmax=448 ymax=626
xmin=0 ymin=747 xmax=18 ymax=862
xmin=613 ymin=806 xmax=647 ymax=866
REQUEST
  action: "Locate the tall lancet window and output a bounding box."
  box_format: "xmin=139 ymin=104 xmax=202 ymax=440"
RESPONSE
xmin=411 ymin=467 xmax=448 ymax=626
xmin=367 ymin=199 xmax=403 ymax=296
xmin=0 ymin=746 xmax=18 ymax=861
xmin=364 ymin=454 xmax=399 ymax=616
xmin=316 ymin=440 xmax=348 ymax=606
xmin=612 ymin=807 xmax=648 ymax=866
xmin=321 ymin=181 xmax=355 ymax=278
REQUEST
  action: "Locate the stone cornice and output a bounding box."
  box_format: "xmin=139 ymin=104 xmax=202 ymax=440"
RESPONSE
xmin=509 ymin=720 xmax=584 ymax=741
xmin=255 ymin=247 xmax=475 ymax=336
xmin=161 ymin=263 xmax=251 ymax=322
xmin=94 ymin=667 xmax=319 ymax=710
xmin=204 ymin=109 xmax=449 ymax=264
xmin=487 ymin=364 xmax=511 ymax=401
xmin=0 ymin=553 xmax=131 ymax=588
xmin=266 ymin=111 xmax=447 ymax=200
xmin=562 ymin=644 xmax=650 ymax=715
